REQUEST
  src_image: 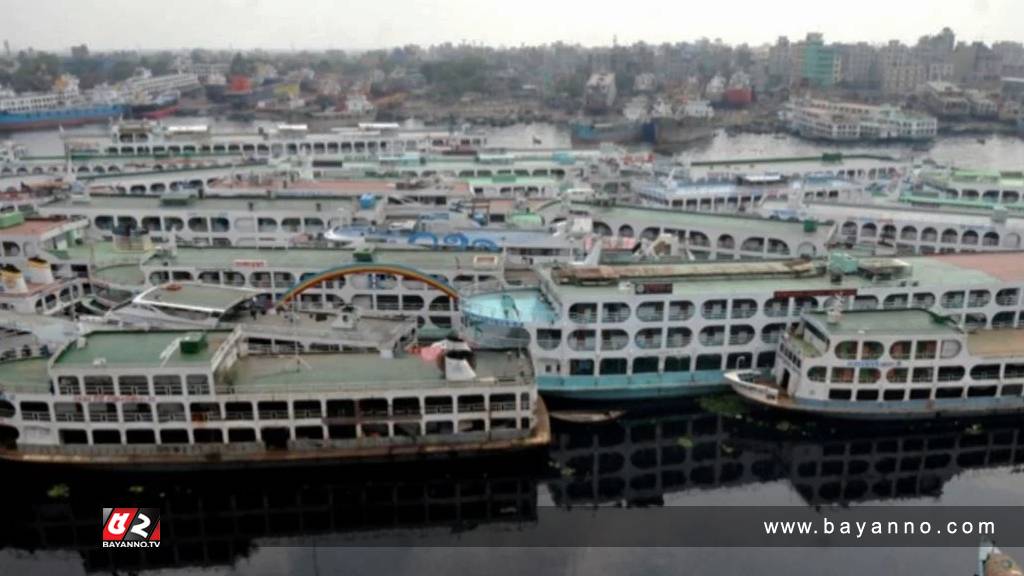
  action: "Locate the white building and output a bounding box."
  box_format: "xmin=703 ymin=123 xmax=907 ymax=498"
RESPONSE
xmin=782 ymin=98 xmax=937 ymax=142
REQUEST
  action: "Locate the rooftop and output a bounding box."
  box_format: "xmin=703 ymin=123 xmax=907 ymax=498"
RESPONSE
xmin=0 ymin=358 xmax=50 ymax=393
xmin=805 ymin=309 xmax=958 ymax=336
xmin=143 ymin=245 xmax=500 ymax=272
xmin=224 ymin=349 xmax=527 ymax=393
xmin=52 ymin=330 xmax=233 ymax=369
xmin=134 ymin=283 xmax=260 ymax=314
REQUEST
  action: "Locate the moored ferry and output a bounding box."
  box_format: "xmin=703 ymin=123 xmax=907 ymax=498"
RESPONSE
xmin=0 ymin=329 xmax=547 ymax=468
xmin=462 ymin=251 xmax=1024 ymax=401
xmin=726 ymin=307 xmax=1024 ymax=419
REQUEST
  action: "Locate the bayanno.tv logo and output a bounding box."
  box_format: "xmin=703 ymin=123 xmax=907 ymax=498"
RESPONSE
xmin=101 ymin=508 xmax=161 ymax=548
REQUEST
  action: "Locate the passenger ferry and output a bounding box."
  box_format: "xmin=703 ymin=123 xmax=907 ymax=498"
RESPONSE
xmin=63 ymin=121 xmax=490 ymax=161
xmin=0 ymin=329 xmax=547 ymax=467
xmin=726 ymin=307 xmax=1024 ymax=419
xmin=462 ymin=251 xmax=1024 ymax=400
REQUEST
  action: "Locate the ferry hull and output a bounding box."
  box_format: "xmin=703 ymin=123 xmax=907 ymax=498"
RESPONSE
xmin=0 ymin=401 xmax=550 ymax=471
xmin=726 ymin=370 xmax=1024 ymax=421
xmin=0 ymin=105 xmax=124 ymax=132
xmin=538 ymin=372 xmax=727 ymax=401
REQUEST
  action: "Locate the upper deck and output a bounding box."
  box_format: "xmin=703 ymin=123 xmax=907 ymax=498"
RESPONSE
xmin=52 ymin=330 xmax=234 ymax=370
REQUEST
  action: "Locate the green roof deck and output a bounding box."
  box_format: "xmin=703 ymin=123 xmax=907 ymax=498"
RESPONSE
xmin=135 ymin=284 xmax=258 ymax=313
xmin=223 ymin=350 xmax=526 ymax=394
xmin=0 ymin=358 xmax=51 ymax=393
xmin=804 ymin=309 xmax=959 ymax=337
xmin=143 ymin=245 xmax=495 ymax=271
xmin=52 ymin=330 xmax=232 ymax=369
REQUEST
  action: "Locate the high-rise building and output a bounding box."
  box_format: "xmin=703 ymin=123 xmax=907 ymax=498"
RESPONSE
xmin=797 ymin=33 xmax=841 ymax=88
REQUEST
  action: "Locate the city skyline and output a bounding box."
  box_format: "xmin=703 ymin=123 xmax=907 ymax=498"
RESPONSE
xmin=2 ymin=0 xmax=1023 ymax=52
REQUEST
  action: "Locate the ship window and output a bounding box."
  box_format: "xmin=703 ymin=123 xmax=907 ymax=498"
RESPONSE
xmin=92 ymin=430 xmax=121 ymax=444
xmin=57 ymin=376 xmax=80 ymax=395
xmin=327 ymin=425 xmax=356 ymax=439
xmin=457 ymin=395 xmax=485 ymax=413
xmin=426 ymin=421 xmax=454 ymax=435
xmin=600 ymin=358 xmax=628 ymax=375
xmin=970 ymin=364 xmax=1002 ymax=381
xmin=913 ymin=385 xmax=937 ymax=399
xmin=858 ymin=368 xmax=881 ymax=384
xmin=808 ymin=367 xmax=827 ymax=382
xmin=665 ymin=356 xmax=691 ymax=372
xmin=935 ymin=366 xmax=963 ymax=382
xmin=695 ymin=354 xmax=722 ymax=371
xmin=940 ymin=340 xmax=961 ymax=359
xmin=834 ymin=341 xmax=858 ymax=359
xmin=914 ymin=341 xmax=937 ymax=360
xmin=295 ymin=426 xmax=325 ymax=440
xmin=935 ymin=387 xmax=964 ymax=399
xmin=828 ymin=388 xmax=852 ymax=400
xmin=327 ymin=399 xmax=356 ymax=417
xmin=886 ymin=368 xmax=908 ymax=383
xmin=909 ymin=388 xmax=931 ymax=400
xmin=59 ymin=429 xmax=88 ymax=444
xmin=883 ymin=389 xmax=905 ymax=401
xmin=830 ymin=367 xmax=855 ymax=383
xmin=118 ymin=375 xmax=149 ymax=396
xmin=153 ymin=375 xmax=183 ymax=395
xmin=968 ymin=386 xmax=998 ymax=398
xmin=633 ymin=357 xmax=660 ymax=374
xmin=912 ymin=367 xmax=934 ymax=383
xmin=160 ymin=429 xmax=189 ymax=444
xmin=423 ymin=397 xmax=452 ymax=415
xmin=861 ymin=342 xmax=883 ymax=360
xmin=726 ymin=352 xmax=753 ymax=369
xmin=757 ymin=351 xmax=776 ymax=368
xmin=889 ymin=341 xmax=911 ymax=360
xmin=294 ymin=400 xmax=323 ymax=418
xmin=84 ymin=375 xmax=114 ymax=395
xmin=1001 ymin=384 xmax=1024 ymax=397
xmin=126 ymin=430 xmax=156 ymax=444
xmin=855 ymin=389 xmax=879 ymax=401
xmin=193 ymin=429 xmax=223 ymax=444
xmin=228 ymin=428 xmax=257 ymax=443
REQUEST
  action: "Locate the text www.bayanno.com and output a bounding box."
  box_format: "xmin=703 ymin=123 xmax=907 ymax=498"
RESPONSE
xmin=764 ymin=518 xmax=996 ymax=539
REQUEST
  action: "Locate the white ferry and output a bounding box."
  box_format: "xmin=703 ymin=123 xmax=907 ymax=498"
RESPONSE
xmin=0 ymin=330 xmax=547 ymax=468
xmin=726 ymin=307 xmax=1024 ymax=419
xmin=462 ymin=251 xmax=1024 ymax=401
xmin=63 ymin=121 xmax=490 ymax=160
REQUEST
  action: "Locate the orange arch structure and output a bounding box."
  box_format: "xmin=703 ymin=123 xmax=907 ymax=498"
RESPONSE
xmin=276 ymin=262 xmax=459 ymax=309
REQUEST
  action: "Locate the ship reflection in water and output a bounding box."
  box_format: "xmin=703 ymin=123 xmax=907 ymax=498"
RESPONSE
xmin=3 ymin=403 xmax=1024 ymax=572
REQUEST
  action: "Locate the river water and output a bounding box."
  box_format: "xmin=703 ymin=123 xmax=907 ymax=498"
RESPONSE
xmin=3 ymin=122 xmax=1024 ymax=575
xmin=1 ymin=403 xmax=1023 ymax=576
xmin=10 ymin=121 xmax=1024 ymax=168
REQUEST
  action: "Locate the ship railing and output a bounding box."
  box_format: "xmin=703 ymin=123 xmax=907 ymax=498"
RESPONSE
xmin=224 ymin=411 xmax=253 ymax=421
xmin=55 ymin=413 xmax=85 ymax=422
xmin=636 ymin=338 xmax=662 ymax=349
xmin=459 ymin=402 xmax=486 ymax=413
xmin=890 ymin=352 xmax=911 ymax=360
xmin=997 ymin=296 xmax=1019 ymax=306
xmin=490 ymin=401 xmax=517 ymax=412
xmin=569 ymin=312 xmax=597 ymax=324
xmin=968 ymin=297 xmax=990 ymax=307
xmin=424 ymin=405 xmax=454 ymax=415
xmin=536 ymin=337 xmax=561 ymax=350
xmin=702 ymin=309 xmax=728 ymax=320
xmin=602 ymin=310 xmax=630 ymax=323
xmin=157 ymin=413 xmax=187 ymax=423
xmin=20 ymin=412 xmax=51 ymax=422
xmin=258 ymin=410 xmax=290 ymax=420
xmin=89 ymin=413 xmax=119 ymax=422
xmin=729 ymin=334 xmax=754 ymax=346
xmin=636 ymin=311 xmax=663 ymax=322
xmin=293 ymin=409 xmax=322 ymax=419
xmin=121 ymin=413 xmax=153 ymax=422
xmin=764 ymin=306 xmax=789 ymax=318
xmin=732 ymin=307 xmax=757 ymax=319
xmin=667 ymin=336 xmax=692 ymax=348
xmin=937 ymin=374 xmax=963 ymax=382
xmin=667 ymin=310 xmax=693 ymax=322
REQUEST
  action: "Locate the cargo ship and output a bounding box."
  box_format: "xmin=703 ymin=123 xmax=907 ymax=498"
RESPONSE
xmin=570 ymin=120 xmax=655 ymax=145
xmin=0 ymin=74 xmax=125 ymax=132
xmin=127 ymin=91 xmax=180 ymax=120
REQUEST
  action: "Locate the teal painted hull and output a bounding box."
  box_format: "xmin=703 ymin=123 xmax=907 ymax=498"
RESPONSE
xmin=538 ymin=370 xmax=729 ymax=401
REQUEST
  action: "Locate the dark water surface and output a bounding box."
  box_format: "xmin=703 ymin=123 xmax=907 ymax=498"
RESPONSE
xmin=1 ymin=402 xmax=1023 ymax=575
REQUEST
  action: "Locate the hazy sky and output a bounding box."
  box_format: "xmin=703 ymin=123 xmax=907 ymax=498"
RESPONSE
xmin=3 ymin=0 xmax=1023 ymax=52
